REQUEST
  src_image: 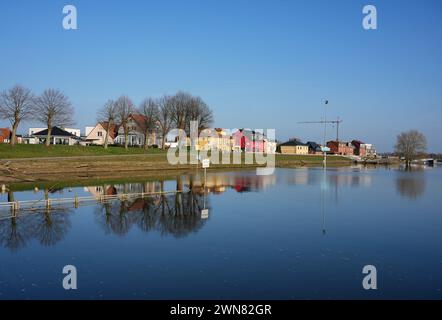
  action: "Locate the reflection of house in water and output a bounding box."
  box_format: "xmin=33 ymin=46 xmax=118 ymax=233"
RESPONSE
xmin=84 ymin=182 xmax=162 ymax=199
xmin=182 ymin=172 xmax=276 ymax=194
xmin=84 ymin=185 xmax=117 ymax=199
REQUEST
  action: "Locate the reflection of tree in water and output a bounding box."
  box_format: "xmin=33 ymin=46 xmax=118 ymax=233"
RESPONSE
xmin=32 ymin=209 xmax=72 ymax=246
xmin=0 ymin=216 xmax=31 ymax=252
xmin=94 ymin=200 xmax=133 ymax=236
xmin=0 ymin=209 xmax=73 ymax=251
xmin=95 ymin=180 xmax=209 ymax=238
xmin=396 ymin=176 xmax=427 ymax=199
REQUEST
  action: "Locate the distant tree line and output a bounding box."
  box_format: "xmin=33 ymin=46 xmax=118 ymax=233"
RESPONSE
xmin=0 ymin=85 xmax=214 ymax=149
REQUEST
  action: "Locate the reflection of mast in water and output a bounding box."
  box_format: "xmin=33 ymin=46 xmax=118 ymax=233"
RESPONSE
xmin=321 ymin=166 xmax=327 ymax=235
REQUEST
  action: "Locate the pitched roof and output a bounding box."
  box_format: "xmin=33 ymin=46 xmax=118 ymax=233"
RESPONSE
xmin=129 ymin=114 xmax=149 ymax=131
xmin=99 ymin=122 xmax=118 ymax=139
xmin=233 ymin=129 xmax=266 ymax=140
xmin=279 ymin=140 xmax=307 ymax=147
xmin=32 ymin=126 xmax=76 ymax=137
xmin=351 ymin=140 xmax=365 ymax=148
xmin=306 ymin=141 xmax=321 ymax=150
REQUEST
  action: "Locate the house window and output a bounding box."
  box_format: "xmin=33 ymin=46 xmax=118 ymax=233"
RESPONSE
xmin=98 ymin=131 xmax=103 ymax=137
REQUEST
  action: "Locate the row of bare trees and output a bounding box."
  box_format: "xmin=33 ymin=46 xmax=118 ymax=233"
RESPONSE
xmin=0 ymin=86 xmax=214 ymax=149
xmin=97 ymin=91 xmax=214 ymax=149
xmin=0 ymin=85 xmax=74 ymax=146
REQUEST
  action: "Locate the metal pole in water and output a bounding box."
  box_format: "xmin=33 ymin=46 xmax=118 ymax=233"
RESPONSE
xmin=204 ymin=167 xmax=207 ymax=190
xmin=323 ymin=100 xmax=328 ymax=168
xmin=74 ymin=194 xmax=79 ymax=208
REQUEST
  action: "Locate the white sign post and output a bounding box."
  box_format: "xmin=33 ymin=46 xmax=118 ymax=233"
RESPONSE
xmin=202 ymin=158 xmax=210 ymax=188
xmin=202 ymin=158 xmax=210 ymax=169
xmin=201 ymin=158 xmax=210 ymax=219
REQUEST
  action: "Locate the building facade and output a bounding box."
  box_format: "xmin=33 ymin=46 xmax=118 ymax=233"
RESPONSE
xmin=327 ymin=141 xmax=354 ymax=156
xmin=84 ymin=122 xmax=117 ymax=146
xmin=114 ymin=114 xmax=159 ymax=147
xmin=279 ymin=140 xmax=309 ymax=155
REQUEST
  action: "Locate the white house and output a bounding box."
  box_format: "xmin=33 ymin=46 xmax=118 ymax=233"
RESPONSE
xmin=64 ymin=128 xmax=81 ymax=137
xmin=29 ymin=128 xmax=46 ymax=136
xmin=29 ymin=127 xmax=80 ymax=137
xmin=32 ymin=126 xmax=80 ymax=145
xmin=83 ymin=122 xmax=117 ymax=146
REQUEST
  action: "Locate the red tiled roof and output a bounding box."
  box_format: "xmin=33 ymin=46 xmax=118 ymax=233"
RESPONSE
xmin=99 ymin=122 xmax=118 ymax=139
xmin=129 ymin=114 xmax=149 ymax=131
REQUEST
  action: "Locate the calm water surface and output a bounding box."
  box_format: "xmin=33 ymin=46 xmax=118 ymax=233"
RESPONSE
xmin=0 ymin=167 xmax=441 ymax=299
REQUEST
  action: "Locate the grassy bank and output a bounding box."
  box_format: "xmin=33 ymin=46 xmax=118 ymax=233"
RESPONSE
xmin=0 ymin=145 xmax=352 ymax=185
xmin=0 ymin=144 xmax=165 ymax=159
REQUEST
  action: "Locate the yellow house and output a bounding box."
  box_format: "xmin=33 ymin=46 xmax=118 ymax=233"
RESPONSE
xmin=214 ymin=128 xmax=232 ymax=152
xmin=279 ymin=140 xmax=309 ymax=155
xmin=195 ymin=128 xmax=232 ymax=151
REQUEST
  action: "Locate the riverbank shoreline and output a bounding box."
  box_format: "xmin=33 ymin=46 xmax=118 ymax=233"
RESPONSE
xmin=0 ymin=153 xmax=353 ymax=186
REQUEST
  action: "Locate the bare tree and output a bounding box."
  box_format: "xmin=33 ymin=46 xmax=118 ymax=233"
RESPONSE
xmin=0 ymin=85 xmax=34 ymax=146
xmin=138 ymin=98 xmax=159 ymax=149
xmin=170 ymin=91 xmax=191 ymax=130
xmin=33 ymin=89 xmax=74 ymax=146
xmin=185 ymin=95 xmax=213 ymax=133
xmin=97 ymin=99 xmax=117 ymax=149
xmin=115 ymin=95 xmax=134 ymax=149
xmin=395 ymin=130 xmax=427 ymax=168
xmin=157 ymin=95 xmax=174 ymax=149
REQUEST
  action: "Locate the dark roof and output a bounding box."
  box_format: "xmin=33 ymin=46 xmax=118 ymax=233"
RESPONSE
xmin=351 ymin=140 xmax=364 ymax=148
xmin=306 ymin=141 xmax=321 ymax=149
xmin=279 ymin=140 xmax=307 ymax=147
xmin=32 ymin=126 xmax=77 ymax=137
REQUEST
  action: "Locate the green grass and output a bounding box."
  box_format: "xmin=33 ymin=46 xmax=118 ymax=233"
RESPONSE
xmin=275 ymin=154 xmax=350 ymax=162
xmin=0 ymin=144 xmax=352 ymax=162
xmin=0 ymin=144 xmax=166 ymax=159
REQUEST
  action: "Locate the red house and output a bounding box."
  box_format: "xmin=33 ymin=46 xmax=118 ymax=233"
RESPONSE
xmin=232 ymin=129 xmax=266 ymax=153
xmin=327 ymin=140 xmax=354 ymax=156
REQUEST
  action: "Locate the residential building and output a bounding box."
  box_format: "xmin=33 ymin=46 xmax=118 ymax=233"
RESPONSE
xmin=364 ymin=143 xmax=377 ymax=158
xmin=214 ymin=128 xmax=233 ymax=152
xmin=29 ymin=127 xmax=80 ymax=138
xmin=29 ymin=128 xmax=46 ymax=136
xmin=0 ymin=128 xmax=11 ymax=143
xmin=279 ymin=140 xmax=309 ymax=155
xmin=63 ymin=128 xmax=81 ymax=137
xmin=114 ymin=114 xmax=159 ymax=147
xmin=327 ymin=141 xmax=354 ymax=156
xmin=84 ymin=122 xmax=118 ymax=146
xmin=32 ymin=126 xmax=80 ymax=145
xmin=196 ymin=128 xmax=232 ymax=151
xmin=265 ymin=139 xmax=277 ymax=154
xmin=351 ymin=140 xmax=367 ymax=157
xmin=232 ymin=129 xmax=266 ymax=153
xmin=20 ymin=136 xmax=39 ymax=144
xmin=306 ymin=141 xmax=323 ymax=154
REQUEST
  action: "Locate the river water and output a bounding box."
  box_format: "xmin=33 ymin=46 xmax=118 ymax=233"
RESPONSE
xmin=0 ymin=166 xmax=441 ymax=299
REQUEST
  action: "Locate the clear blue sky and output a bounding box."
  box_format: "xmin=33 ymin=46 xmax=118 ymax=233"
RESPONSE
xmin=0 ymin=0 xmax=441 ymax=152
